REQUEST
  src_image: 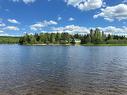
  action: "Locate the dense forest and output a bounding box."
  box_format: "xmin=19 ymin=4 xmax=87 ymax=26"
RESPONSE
xmin=19 ymin=28 xmax=127 ymax=45
xmin=0 ymin=36 xmax=20 ymax=44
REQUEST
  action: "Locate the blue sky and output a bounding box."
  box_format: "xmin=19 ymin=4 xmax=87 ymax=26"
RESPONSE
xmin=0 ymin=0 xmax=127 ymax=36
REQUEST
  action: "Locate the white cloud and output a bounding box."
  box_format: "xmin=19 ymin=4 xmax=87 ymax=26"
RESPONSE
xmin=98 ymin=26 xmax=127 ymax=36
xmin=52 ymin=25 xmax=90 ymax=34
xmin=0 ymin=18 xmax=6 ymax=27
xmin=30 ymin=20 xmax=58 ymax=31
xmin=0 ymin=33 xmax=9 ymax=36
xmin=58 ymin=16 xmax=62 ymax=21
xmin=0 ymin=33 xmax=20 ymax=36
xmin=12 ymin=0 xmax=36 ymax=4
xmin=65 ymin=0 xmax=103 ymax=11
xmin=51 ymin=25 xmax=127 ymax=36
xmin=8 ymin=19 xmax=20 ymax=24
xmin=68 ymin=17 xmax=75 ymax=21
xmin=0 ymin=30 xmax=4 ymax=33
xmin=4 ymin=26 xmax=20 ymax=31
xmin=94 ymin=4 xmax=127 ymax=21
xmin=0 ymin=23 xmax=6 ymax=27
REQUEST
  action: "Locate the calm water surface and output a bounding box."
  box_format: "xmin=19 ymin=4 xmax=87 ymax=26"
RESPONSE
xmin=0 ymin=45 xmax=127 ymax=95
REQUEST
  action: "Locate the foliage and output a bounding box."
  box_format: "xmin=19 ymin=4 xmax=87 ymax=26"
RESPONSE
xmin=0 ymin=36 xmax=20 ymax=44
xmin=19 ymin=28 xmax=127 ymax=45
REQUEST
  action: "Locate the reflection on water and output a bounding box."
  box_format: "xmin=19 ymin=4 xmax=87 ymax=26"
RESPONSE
xmin=0 ymin=45 xmax=127 ymax=95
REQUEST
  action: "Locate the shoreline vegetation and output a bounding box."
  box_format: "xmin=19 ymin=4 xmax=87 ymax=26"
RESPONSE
xmin=19 ymin=28 xmax=127 ymax=46
xmin=0 ymin=36 xmax=20 ymax=44
xmin=1 ymin=28 xmax=127 ymax=46
xmin=27 ymin=43 xmax=127 ymax=46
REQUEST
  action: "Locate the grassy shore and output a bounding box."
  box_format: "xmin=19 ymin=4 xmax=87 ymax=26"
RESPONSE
xmin=23 ymin=43 xmax=127 ymax=46
xmin=25 ymin=43 xmax=73 ymax=46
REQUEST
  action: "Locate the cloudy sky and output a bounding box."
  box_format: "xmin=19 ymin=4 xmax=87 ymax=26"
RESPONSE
xmin=0 ymin=0 xmax=127 ymax=36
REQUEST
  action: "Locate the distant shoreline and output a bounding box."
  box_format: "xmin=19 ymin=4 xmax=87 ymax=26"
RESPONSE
xmin=22 ymin=43 xmax=127 ymax=46
xmin=1 ymin=43 xmax=127 ymax=46
xmin=27 ymin=44 xmax=75 ymax=46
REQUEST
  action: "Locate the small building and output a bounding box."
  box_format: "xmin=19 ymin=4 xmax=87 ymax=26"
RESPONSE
xmin=72 ymin=39 xmax=81 ymax=44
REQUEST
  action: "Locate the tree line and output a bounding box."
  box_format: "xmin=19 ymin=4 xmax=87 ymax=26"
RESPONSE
xmin=18 ymin=28 xmax=127 ymax=45
xmin=0 ymin=36 xmax=20 ymax=44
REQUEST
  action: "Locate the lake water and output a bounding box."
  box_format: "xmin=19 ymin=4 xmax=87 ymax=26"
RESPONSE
xmin=0 ymin=45 xmax=127 ymax=95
